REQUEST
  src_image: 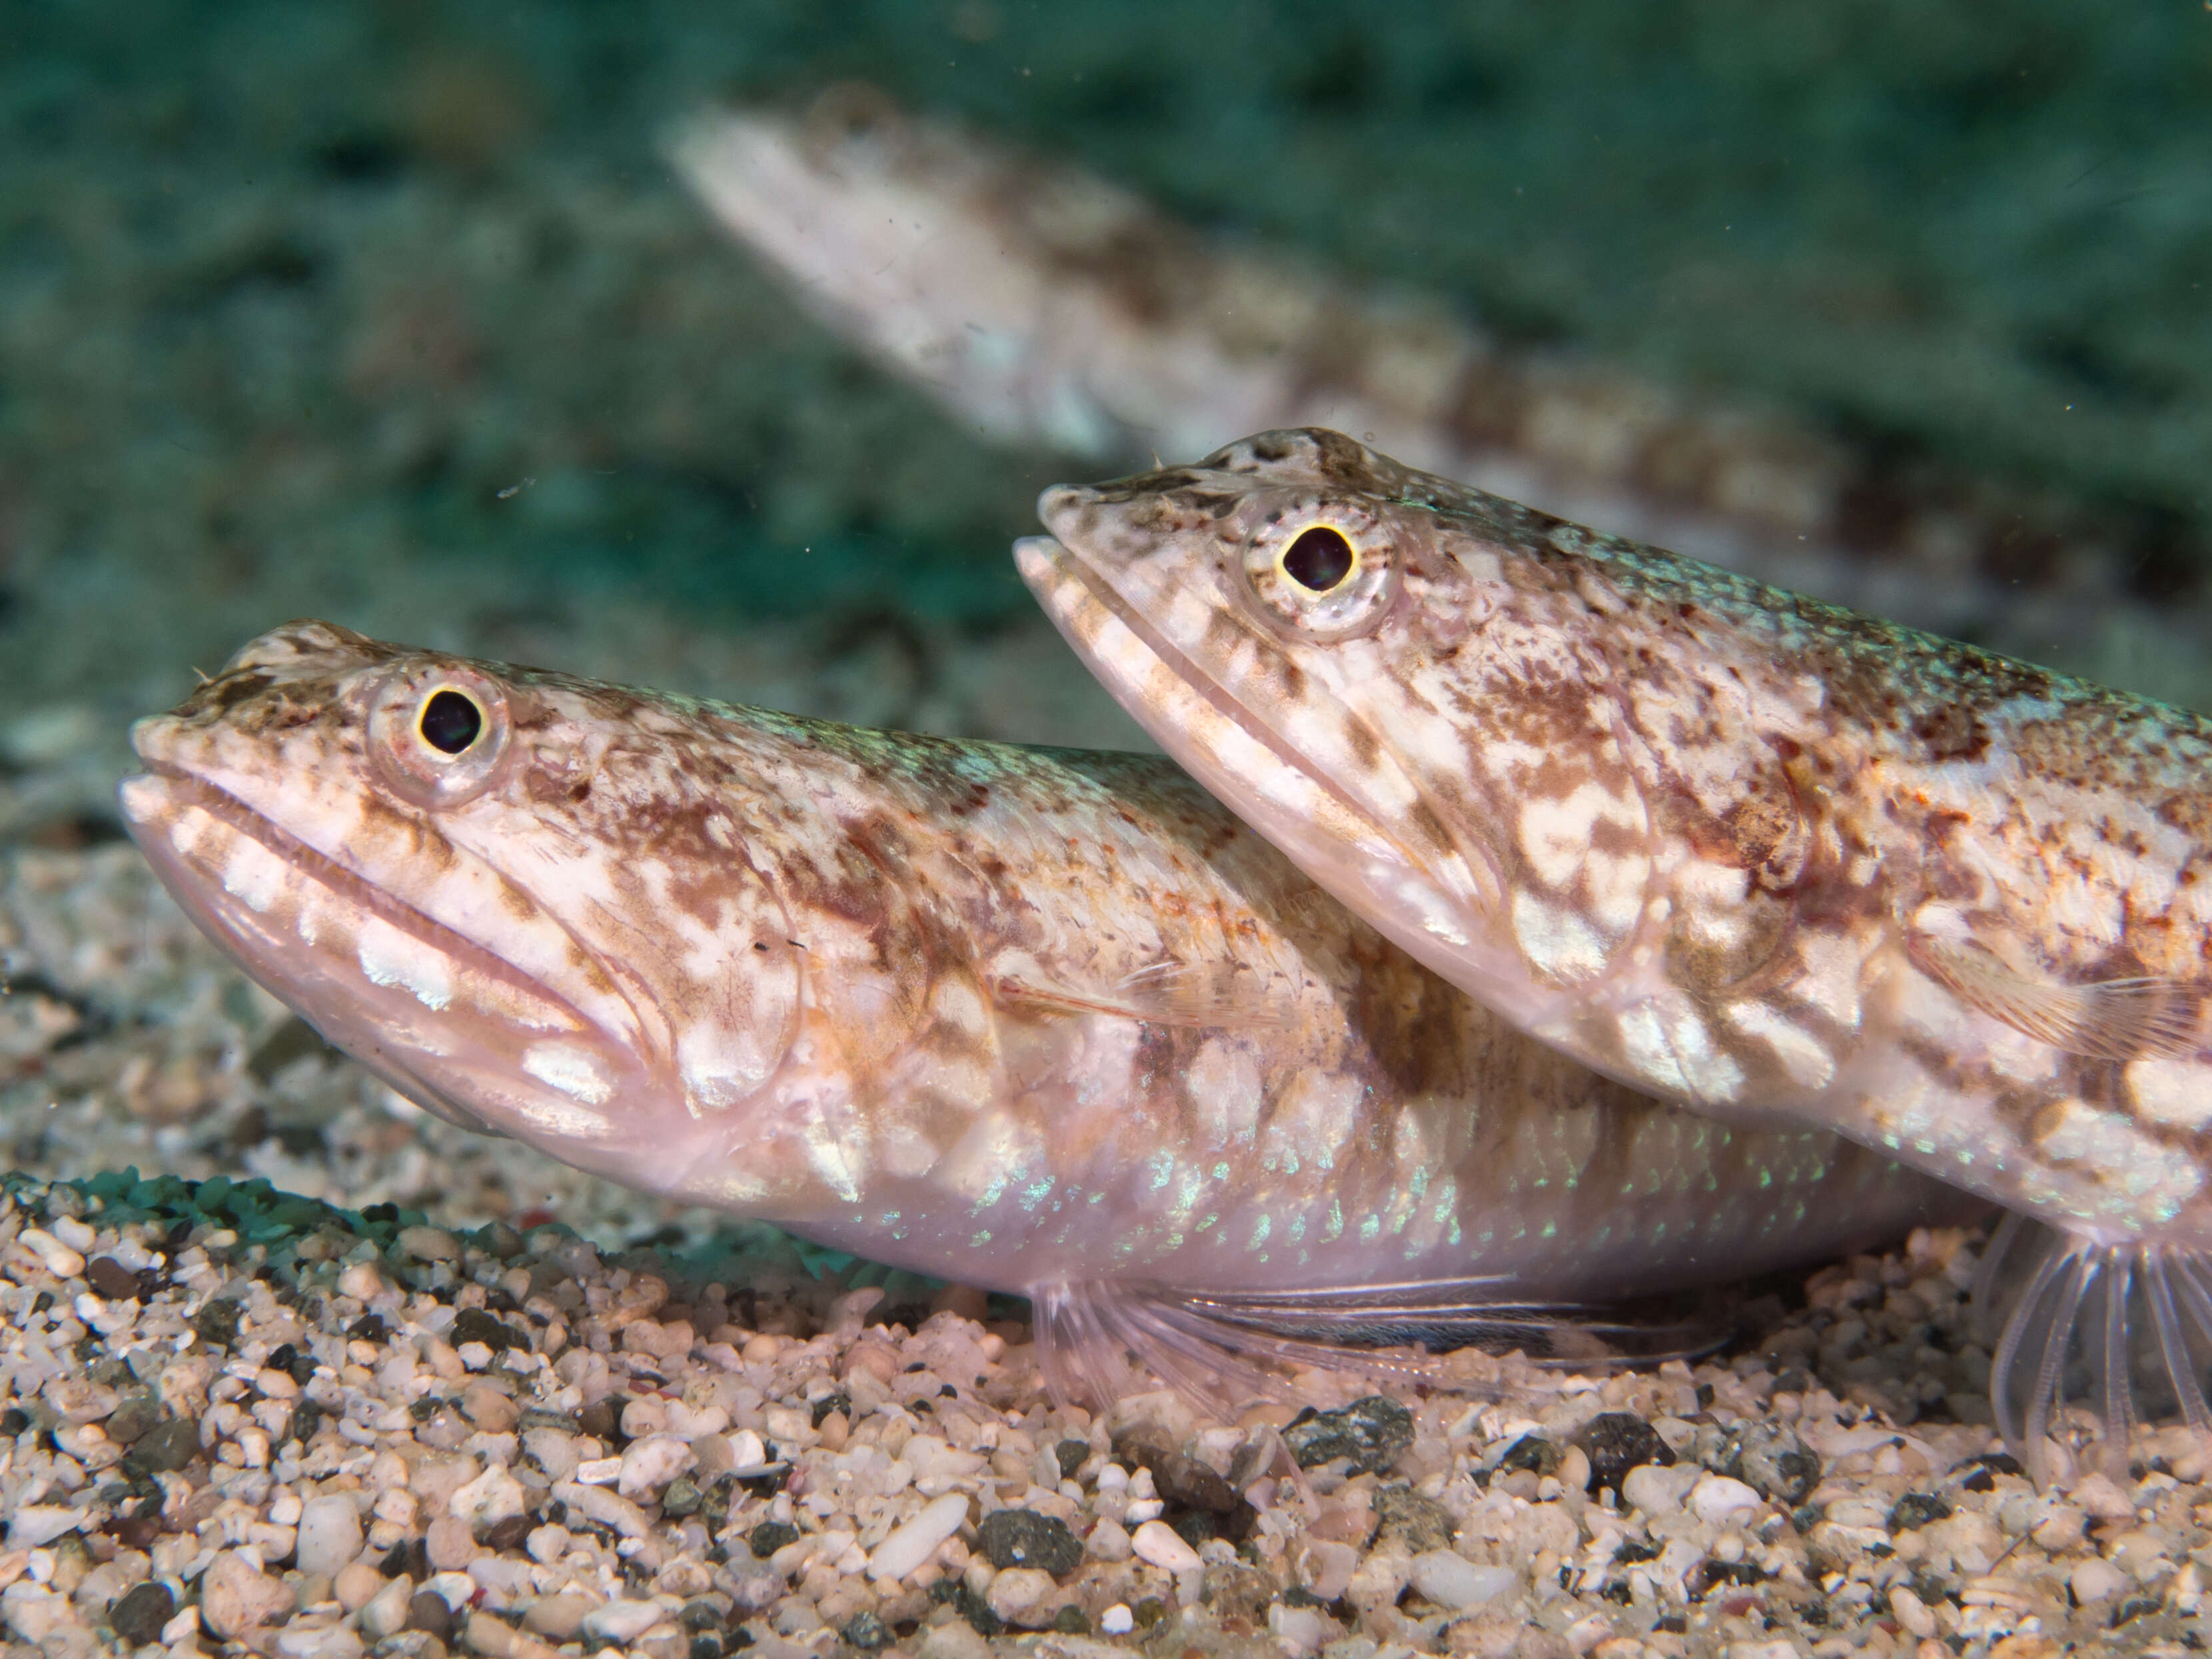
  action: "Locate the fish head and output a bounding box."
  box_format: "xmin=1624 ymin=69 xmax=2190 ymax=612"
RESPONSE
xmin=1023 ymin=427 xmax=1576 ymax=990
xmin=118 ymin=621 xmax=807 ymax=1196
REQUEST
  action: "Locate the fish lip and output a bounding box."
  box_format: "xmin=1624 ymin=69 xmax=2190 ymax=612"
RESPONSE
xmin=1017 ymin=529 xmax=1453 ymax=893
xmin=119 ymin=762 xmax=602 ymax=1046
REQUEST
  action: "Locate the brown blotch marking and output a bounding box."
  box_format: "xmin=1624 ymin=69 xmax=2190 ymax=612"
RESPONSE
xmin=2157 ymin=794 xmax=2212 ymax=846
xmin=1908 ymin=703 xmax=1990 ymax=764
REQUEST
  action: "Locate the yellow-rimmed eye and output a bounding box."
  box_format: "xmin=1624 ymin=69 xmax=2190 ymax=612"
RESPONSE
xmin=368 ymin=662 xmax=513 ymax=810
xmin=1279 ymin=524 xmax=1357 ymax=593
xmin=417 ymin=688 xmax=485 ymax=756
xmin=1240 ymin=506 xmax=1397 ymax=642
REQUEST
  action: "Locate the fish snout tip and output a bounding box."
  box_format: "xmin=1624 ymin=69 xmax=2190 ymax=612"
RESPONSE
xmin=115 ymin=770 xmax=176 ymax=831
xmin=1011 ymin=534 xmax=1068 ymax=582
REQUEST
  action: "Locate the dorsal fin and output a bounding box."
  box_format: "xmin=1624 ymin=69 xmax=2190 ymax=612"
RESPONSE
xmin=1909 ymin=935 xmax=2207 ymax=1063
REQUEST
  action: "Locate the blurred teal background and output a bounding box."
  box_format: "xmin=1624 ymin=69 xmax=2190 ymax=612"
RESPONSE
xmin=3 ymin=1 xmax=2207 ymax=760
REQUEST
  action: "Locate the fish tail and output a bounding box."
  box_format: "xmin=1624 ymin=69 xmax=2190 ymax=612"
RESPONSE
xmin=1975 ymin=1212 xmax=2212 ymax=1482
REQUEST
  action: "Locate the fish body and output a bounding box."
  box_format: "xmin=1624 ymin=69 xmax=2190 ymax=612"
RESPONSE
xmin=675 ymin=89 xmax=2209 ymax=703
xmin=1019 ymin=428 xmax=2212 ymax=1458
xmin=121 ymin=621 xmax=1965 ymax=1402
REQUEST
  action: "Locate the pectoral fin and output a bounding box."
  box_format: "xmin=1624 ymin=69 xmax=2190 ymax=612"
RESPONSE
xmin=991 ymin=956 xmax=1299 ymax=1031
xmin=1027 ymin=1277 xmax=1730 ymax=1415
xmin=1910 ymin=936 xmax=2206 ymax=1063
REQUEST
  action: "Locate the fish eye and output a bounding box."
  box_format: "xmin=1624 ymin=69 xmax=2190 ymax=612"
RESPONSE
xmin=1280 ymin=525 xmax=1357 ymax=593
xmin=1239 ymin=507 xmax=1398 ymax=643
xmin=368 ymin=664 xmax=512 ymax=809
xmin=418 ymin=689 xmax=484 ymax=756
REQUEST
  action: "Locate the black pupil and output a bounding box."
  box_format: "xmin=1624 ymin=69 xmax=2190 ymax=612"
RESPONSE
xmin=1282 ymin=526 xmax=1356 ymax=592
xmin=419 ymin=690 xmax=482 ymax=756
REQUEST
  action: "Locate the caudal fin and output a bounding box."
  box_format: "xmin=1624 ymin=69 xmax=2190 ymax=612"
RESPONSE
xmin=1028 ymin=1277 xmax=1729 ymax=1415
xmin=1974 ymin=1212 xmax=2212 ymax=1481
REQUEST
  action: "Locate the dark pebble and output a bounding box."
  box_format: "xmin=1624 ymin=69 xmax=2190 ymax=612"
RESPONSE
xmin=678 ymin=1600 xmax=722 ymax=1632
xmin=808 ymin=1392 xmax=850 ymax=1428
xmin=662 ymin=1476 xmax=702 ymax=1517
xmin=1373 ymin=1484 xmax=1453 ymax=1551
xmin=839 ymin=1610 xmax=891 ymax=1651
xmin=121 ymin=1417 xmax=199 ymax=1476
xmin=1283 ymin=1396 xmax=1414 ymax=1475
xmin=86 ymin=1257 xmax=140 ymax=1301
xmin=688 ymin=1638 xmax=719 ymax=1659
xmin=1116 ymin=1434 xmax=1240 ymax=1513
xmin=407 ymin=1591 xmax=452 ymax=1638
xmin=747 ymin=1520 xmax=799 ymax=1560
xmin=348 ymin=1313 xmax=391 ymax=1345
xmin=1888 ymin=1492 xmax=1951 ymax=1531
xmin=1054 ymin=1438 xmax=1089 ymax=1481
xmin=482 ymin=1513 xmax=534 ymax=1551
xmin=108 ymin=1580 xmax=175 ymax=1643
xmin=105 ymin=1392 xmax=163 ymax=1447
xmin=1573 ymin=1413 xmax=1674 ymax=1494
xmin=1051 ymin=1606 xmax=1089 ymax=1634
xmin=191 ymin=1298 xmax=243 ymax=1349
xmin=1496 ymin=1434 xmax=1561 ymax=1478
xmin=448 ymin=1309 xmax=523 ymax=1352
xmin=974 ymin=1509 xmax=1082 ymax=1577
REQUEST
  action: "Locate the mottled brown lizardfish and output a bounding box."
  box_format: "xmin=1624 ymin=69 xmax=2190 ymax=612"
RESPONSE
xmin=119 ymin=620 xmax=1967 ymax=1407
xmin=1021 ymin=426 xmax=2212 ymax=1468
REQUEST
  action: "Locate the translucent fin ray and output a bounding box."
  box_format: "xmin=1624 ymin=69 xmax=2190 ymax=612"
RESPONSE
xmin=1027 ymin=1277 xmax=1732 ymax=1415
xmin=991 ymin=955 xmax=1299 ymax=1031
xmin=1973 ymin=1213 xmax=2212 ymax=1482
xmin=1911 ymin=937 xmax=2206 ymax=1062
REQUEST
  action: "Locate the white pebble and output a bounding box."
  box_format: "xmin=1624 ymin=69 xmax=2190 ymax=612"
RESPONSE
xmin=336 ymin=1262 xmax=388 ymax=1301
xmin=1688 ymin=1474 xmax=1764 ymax=1526
xmin=200 ymin=1550 xmax=296 ymax=1640
xmin=617 ymin=1433 xmax=695 ymax=1497
xmin=1407 ymin=1549 xmax=1517 ymax=1611
xmin=1890 ymin=1585 xmax=1936 ymax=1639
xmin=868 ymin=1492 xmax=971 ymax=1583
xmin=17 ymin=1229 xmax=85 ymax=1279
xmin=49 ymin=1215 xmax=96 ymax=1253
xmin=726 ymin=1428 xmax=768 ymax=1468
xmin=2071 ymin=1557 xmax=2126 ymax=1604
xmin=293 ymin=1495 xmax=363 ymax=1578
xmin=359 ymin=1578 xmax=414 ymax=1640
xmin=1131 ymin=1519 xmax=1203 ymax=1574
xmin=1099 ymin=1604 xmax=1134 ymax=1636
xmin=985 ymin=1566 xmax=1054 ymax=1624
xmin=4 ymin=1506 xmax=81 ymax=1549
xmin=451 ymin=1463 xmax=528 ymax=1531
xmin=572 ymin=1456 xmax=623 ymax=1486
xmin=554 ymin=1482 xmax=652 ymax=1538
xmin=274 ymin=1624 xmax=363 ymax=1659
xmin=580 ymin=1599 xmax=664 ymax=1644
xmin=1620 ymin=1464 xmax=1698 ymax=1517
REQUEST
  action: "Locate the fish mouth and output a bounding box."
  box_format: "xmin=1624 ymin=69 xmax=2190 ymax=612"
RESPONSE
xmin=1015 ymin=532 xmax=1485 ymax=949
xmin=118 ymin=765 xmax=622 ymax=1142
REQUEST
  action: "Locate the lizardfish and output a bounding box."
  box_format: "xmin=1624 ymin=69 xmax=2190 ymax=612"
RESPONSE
xmin=119 ymin=620 xmax=1966 ymax=1406
xmin=1020 ymin=425 xmax=2212 ymax=1465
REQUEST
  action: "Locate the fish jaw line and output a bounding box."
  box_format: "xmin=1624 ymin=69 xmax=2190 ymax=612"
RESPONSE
xmin=118 ymin=765 xmax=650 ymax=1151
xmin=1017 ymin=532 xmax=1496 ymax=967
